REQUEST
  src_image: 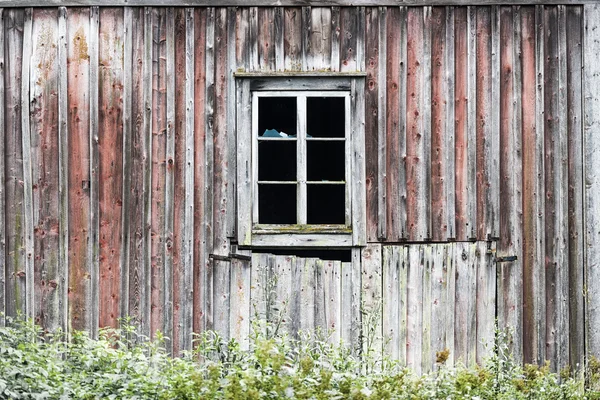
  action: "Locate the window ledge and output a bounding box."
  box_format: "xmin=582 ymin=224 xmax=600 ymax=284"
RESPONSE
xmin=235 ymin=71 xmax=367 ymax=78
xmin=252 ymin=224 xmax=352 ymax=234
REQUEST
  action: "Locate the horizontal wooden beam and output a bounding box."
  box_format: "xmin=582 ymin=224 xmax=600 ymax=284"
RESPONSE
xmin=0 ymin=1 xmax=596 ymax=7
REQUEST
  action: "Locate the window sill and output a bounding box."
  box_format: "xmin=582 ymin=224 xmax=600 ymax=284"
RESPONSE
xmin=252 ymin=224 xmax=351 ymax=234
xmin=249 ymin=232 xmax=353 ymax=248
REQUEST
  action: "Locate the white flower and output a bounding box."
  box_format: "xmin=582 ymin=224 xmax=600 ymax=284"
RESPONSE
xmin=285 ymin=387 xmax=294 ymax=398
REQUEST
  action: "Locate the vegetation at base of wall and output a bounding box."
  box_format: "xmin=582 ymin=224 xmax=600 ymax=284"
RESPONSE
xmin=0 ymin=315 xmax=598 ymax=400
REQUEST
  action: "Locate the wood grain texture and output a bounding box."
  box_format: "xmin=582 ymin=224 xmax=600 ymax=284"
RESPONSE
xmin=364 ymin=7 xmax=379 ymax=242
xmin=30 ymin=8 xmax=61 ymax=329
xmin=283 ymin=7 xmax=302 ymax=71
xmin=566 ymin=5 xmax=584 ymax=371
xmin=498 ymin=5 xmax=523 ymax=361
xmin=67 ymin=7 xmax=92 ymax=333
xmin=193 ymin=7 xmax=207 ymax=337
xmin=98 ymin=7 xmax=124 ymax=329
xmin=21 ymin=8 xmax=34 ymax=320
xmin=544 ymin=6 xmax=569 ymax=372
xmin=584 ymin=3 xmax=600 ymax=361
xmin=385 ymin=6 xmax=407 ymax=241
xmin=521 ymin=5 xmax=545 ymax=365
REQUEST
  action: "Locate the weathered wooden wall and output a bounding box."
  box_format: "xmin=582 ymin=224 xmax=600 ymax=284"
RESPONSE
xmin=0 ymin=5 xmax=595 ymax=372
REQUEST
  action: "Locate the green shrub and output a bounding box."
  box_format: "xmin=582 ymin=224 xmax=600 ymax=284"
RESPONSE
xmin=0 ymin=315 xmax=596 ymax=399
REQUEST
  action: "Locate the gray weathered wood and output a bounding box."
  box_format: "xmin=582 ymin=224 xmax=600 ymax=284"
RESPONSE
xmin=352 ymin=77 xmax=367 ymax=246
xmin=213 ymin=258 xmax=231 ymax=340
xmin=1 ymin=0 xmax=599 ymax=6
xmin=21 ymin=8 xmax=34 ymax=320
xmin=583 ymin=4 xmax=600 ymax=357
xmin=475 ymin=241 xmax=495 ymax=364
xmin=566 ymin=5 xmax=585 ymax=371
xmin=230 ymin=249 xmax=251 ymax=349
xmin=406 ymin=244 xmax=423 ymax=374
xmin=330 ymin=6 xmax=340 ymax=72
xmin=421 ymin=245 xmax=432 ymax=373
xmin=179 ymin=6 xmax=195 ymax=352
xmin=89 ymin=5 xmax=100 ymax=339
xmin=236 ymin=79 xmax=252 ymax=246
xmin=204 ymin=6 xmax=215 ymax=332
xmin=429 ymin=244 xmax=446 ymax=370
xmin=274 ymin=255 xmax=294 ymax=335
xmin=274 ymin=7 xmax=284 ymax=71
xmin=0 ymin=7 xmax=5 ymax=327
xmin=58 ymin=6 xmax=69 ymax=333
xmin=299 ymin=257 xmax=317 ymax=333
xmin=226 ymin=7 xmax=236 ymax=239
xmin=377 ymin=7 xmax=387 ymax=240
xmin=163 ymin=6 xmax=175 ymax=352
xmin=120 ymin=6 xmax=133 ymax=322
xmin=444 ymin=243 xmax=455 ymax=365
xmin=444 ymin=6 xmax=455 ymax=240
xmin=466 ymin=6 xmax=477 ymax=240
xmin=488 ymin=5 xmax=500 ymax=239
xmin=362 ymin=244 xmax=382 ymax=362
xmin=283 ymin=7 xmax=301 ymax=71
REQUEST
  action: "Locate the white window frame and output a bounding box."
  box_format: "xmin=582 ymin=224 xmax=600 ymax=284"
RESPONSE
xmin=236 ymin=75 xmax=366 ymax=248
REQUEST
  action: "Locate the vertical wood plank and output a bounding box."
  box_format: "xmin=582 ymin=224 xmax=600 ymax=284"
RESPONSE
xmin=522 ymin=5 xmax=545 ymax=365
xmin=21 ymin=7 xmax=34 ymax=320
xmin=213 ymin=258 xmax=230 ymax=340
xmin=301 ymin=6 xmax=310 ymax=72
xmin=352 ymin=77 xmax=367 ymax=246
xmin=476 ymin=7 xmax=494 ymax=241
xmin=406 ymin=244 xmax=423 ymax=374
xmin=445 ymin=7 xmax=456 ymax=241
xmin=274 ymin=7 xmax=284 ymax=72
xmin=230 ymin=252 xmax=251 ymax=349
xmin=57 ymin=7 xmax=69 ymax=334
xmin=429 ymin=244 xmax=447 ymax=369
xmin=340 ymin=7 xmax=358 ymax=72
xmin=0 ymin=7 xmax=5 ymax=326
xmin=193 ymin=7 xmax=207 ymax=336
xmin=431 ymin=7 xmax=448 ymax=242
xmin=150 ymin=7 xmax=166 ymax=340
xmin=445 ymin=243 xmax=456 ymax=365
xmin=98 ymin=7 xmax=124 ymax=329
xmin=498 ymin=5 xmax=523 ymax=361
xmin=163 ymin=6 xmax=175 ymax=351
xmin=226 ymin=7 xmax=236 ymax=240
xmin=489 ymin=6 xmax=500 ymax=240
xmin=275 ymin=255 xmax=293 ymax=335
xmin=406 ymin=8 xmax=428 ymax=241
xmin=566 ymin=5 xmax=585 ymax=371
xmin=308 ymin=8 xmax=332 ymax=71
xmin=454 ymin=7 xmax=469 ymax=241
xmin=120 ymin=6 xmax=133 ymax=322
xmin=4 ymin=8 xmax=25 ymax=318
xmin=125 ymin=6 xmax=144 ymax=333
xmin=299 ymin=257 xmax=316 ymax=333
xmin=88 ymin=6 xmax=100 ymax=338
xmin=67 ymin=7 xmax=91 ymax=333
xmin=248 ymin=7 xmax=258 ymax=72
xmin=283 ymin=7 xmax=301 ymax=71
xmin=331 ymin=6 xmax=341 ymax=72
xmin=172 ymin=7 xmax=187 ymax=354
xmin=361 ymin=244 xmax=382 ymax=360
xmin=340 ymin=260 xmax=357 ymax=348
xmin=422 ymin=7 xmax=432 ymax=240
xmin=584 ymin=3 xmax=600 ymax=361
xmin=383 ymin=246 xmax=400 ymax=360
xmin=466 ymin=7 xmax=477 ymax=241
xmin=258 ymin=8 xmax=275 ymax=72
xmin=213 ymin=7 xmax=229 ymax=257
xmin=203 ymin=7 xmax=215 ymax=332
xmin=376 ymin=7 xmax=386 ymax=241
xmin=454 ymin=241 xmax=477 ymax=366
xmin=421 ymin=245 xmax=432 ymax=373
xmin=365 ymin=7 xmax=379 ymax=242
xmin=250 ymin=253 xmax=268 ymax=323
xmin=544 ymin=6 xmax=570 ymax=372
xmin=30 ymin=8 xmax=61 ymax=330
xmin=476 ymin=240 xmax=496 ymax=364
xmin=324 ymin=260 xmax=341 ymax=343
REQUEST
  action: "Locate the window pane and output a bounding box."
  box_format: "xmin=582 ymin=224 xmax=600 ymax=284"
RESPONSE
xmin=259 ymin=141 xmax=297 ymax=181
xmin=307 ymin=141 xmax=345 ymax=181
xmin=259 ymin=184 xmax=297 ymax=224
xmin=259 ymin=97 xmax=297 ymax=138
xmin=307 ymin=184 xmax=345 ymax=224
xmin=307 ymin=97 xmax=345 ymax=138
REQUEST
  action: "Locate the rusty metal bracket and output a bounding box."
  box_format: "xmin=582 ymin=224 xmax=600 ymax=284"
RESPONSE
xmin=496 ymin=255 xmax=518 ymax=263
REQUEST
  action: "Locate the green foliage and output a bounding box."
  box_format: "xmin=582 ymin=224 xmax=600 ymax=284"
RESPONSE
xmin=0 ymin=314 xmax=597 ymax=399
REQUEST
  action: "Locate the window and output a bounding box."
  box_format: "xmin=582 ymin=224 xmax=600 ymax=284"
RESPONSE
xmin=236 ymin=76 xmax=366 ymax=248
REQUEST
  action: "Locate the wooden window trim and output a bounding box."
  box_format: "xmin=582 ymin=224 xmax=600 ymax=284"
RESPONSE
xmin=236 ymin=76 xmax=366 ymax=248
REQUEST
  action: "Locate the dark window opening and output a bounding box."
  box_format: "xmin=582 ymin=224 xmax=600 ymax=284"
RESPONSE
xmin=259 ymin=141 xmax=296 ymax=181
xmin=259 ymin=97 xmax=296 ymax=137
xmin=258 ymin=184 xmax=296 ymax=224
xmin=253 ymin=248 xmax=351 ymax=262
xmin=307 ymin=184 xmax=345 ymax=224
xmin=307 ymin=141 xmax=345 ymax=181
xmin=307 ymin=97 xmax=345 ymax=138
